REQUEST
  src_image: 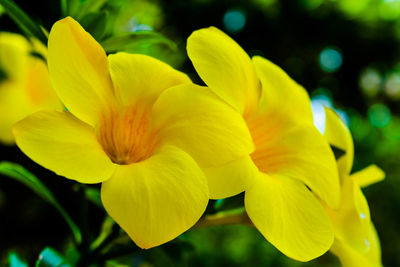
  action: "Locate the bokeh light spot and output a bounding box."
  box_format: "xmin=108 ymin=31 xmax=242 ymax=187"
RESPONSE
xmin=359 ymin=68 xmax=382 ymax=97
xmin=319 ymin=48 xmax=343 ymax=73
xmin=384 ymin=72 xmax=400 ymax=99
xmin=223 ymin=9 xmax=246 ymax=33
xmin=368 ymin=103 xmax=391 ymax=128
xmin=311 ymin=92 xmax=333 ymax=133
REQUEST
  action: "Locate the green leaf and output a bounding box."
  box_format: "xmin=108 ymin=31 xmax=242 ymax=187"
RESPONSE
xmin=89 ymin=216 xmax=115 ymax=251
xmin=0 ymin=0 xmax=47 ymax=44
xmin=0 ymin=161 xmax=82 ymax=244
xmin=8 ymin=252 xmax=28 ymax=267
xmin=74 ymin=0 xmax=107 ymax=20
xmin=79 ymin=11 xmax=110 ymax=42
xmin=101 ymin=31 xmax=177 ymax=54
xmin=60 ymin=0 xmax=67 ymax=17
xmin=85 ymin=187 xmax=102 ymax=208
xmin=63 ymin=0 xmax=81 ymax=17
xmin=0 ymin=4 xmax=5 ymax=17
xmin=214 ymin=193 xmax=244 ymax=211
xmin=35 ymin=247 xmax=71 ymax=267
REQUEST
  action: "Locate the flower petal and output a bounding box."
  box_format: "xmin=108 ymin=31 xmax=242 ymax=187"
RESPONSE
xmin=331 ymin=223 xmax=382 ymax=267
xmin=351 ymin=164 xmax=385 ymax=188
xmin=25 ymin=56 xmax=60 ymax=109
xmin=151 ymin=83 xmax=254 ymax=168
xmin=326 ymin=177 xmax=371 ymax=253
xmin=187 ymin=27 xmax=260 ymax=114
xmin=48 ymin=17 xmax=115 ymax=126
xmin=203 ymin=155 xmax=258 ymax=199
xmin=13 ymin=110 xmax=116 ymax=183
xmin=245 ymin=173 xmax=334 ymax=261
xmin=0 ymin=83 xmax=30 ymax=144
xmin=101 ymin=145 xmax=208 ymax=249
xmin=252 ymin=56 xmax=313 ymax=122
xmin=108 ymin=52 xmax=191 ymax=107
xmin=0 ymin=32 xmax=30 ymax=82
xmin=249 ymin=114 xmax=340 ymax=208
xmin=324 ymin=108 xmax=354 ymax=176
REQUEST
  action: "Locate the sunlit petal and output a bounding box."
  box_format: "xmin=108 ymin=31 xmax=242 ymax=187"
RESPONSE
xmin=245 ymin=173 xmax=334 ymax=261
xmin=248 ymin=113 xmax=340 ymax=208
xmin=326 ymin=178 xmax=371 ymax=253
xmin=324 ymin=108 xmax=354 ymax=176
xmin=351 ymin=164 xmax=385 ymax=188
xmin=13 ymin=110 xmax=116 ymax=183
xmin=187 ymin=27 xmax=260 ymax=114
xmin=252 ymin=56 xmax=313 ymax=122
xmin=203 ymin=155 xmax=258 ymax=199
xmin=101 ymin=145 xmax=208 ymax=249
xmin=331 ymin=223 xmax=382 ymax=267
xmin=152 ymin=83 xmax=254 ymax=168
xmin=108 ymin=52 xmax=191 ymax=107
xmin=48 ymin=17 xmax=115 ymax=126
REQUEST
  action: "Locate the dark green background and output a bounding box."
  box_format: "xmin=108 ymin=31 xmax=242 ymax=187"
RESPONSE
xmin=0 ymin=0 xmax=399 ymax=266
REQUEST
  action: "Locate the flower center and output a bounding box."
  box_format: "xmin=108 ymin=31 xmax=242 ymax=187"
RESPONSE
xmin=97 ymin=106 xmax=157 ymax=165
xmin=246 ymin=113 xmax=289 ymax=173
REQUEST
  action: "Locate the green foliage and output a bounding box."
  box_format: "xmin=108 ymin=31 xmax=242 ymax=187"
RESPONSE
xmin=101 ymin=31 xmax=177 ymax=54
xmin=0 ymin=0 xmax=47 ymax=44
xmin=8 ymin=252 xmax=28 ymax=267
xmin=214 ymin=193 xmax=244 ymax=211
xmin=0 ymin=162 xmax=82 ymax=244
xmin=35 ymin=247 xmax=71 ymax=267
xmin=79 ymin=11 xmax=111 ymax=41
xmin=85 ymin=187 xmax=103 ymax=208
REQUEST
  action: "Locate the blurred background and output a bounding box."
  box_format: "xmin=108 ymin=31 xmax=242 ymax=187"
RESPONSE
xmin=0 ymin=0 xmax=400 ymax=266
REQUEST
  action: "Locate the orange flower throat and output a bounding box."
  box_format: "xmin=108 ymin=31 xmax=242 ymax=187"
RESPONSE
xmin=97 ymin=107 xmax=157 ymax=165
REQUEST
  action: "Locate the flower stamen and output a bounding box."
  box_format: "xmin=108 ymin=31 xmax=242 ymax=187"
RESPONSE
xmin=97 ymin=106 xmax=157 ymax=165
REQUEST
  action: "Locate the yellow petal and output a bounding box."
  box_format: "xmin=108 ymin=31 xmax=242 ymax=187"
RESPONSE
xmin=245 ymin=173 xmax=334 ymax=261
xmin=203 ymin=155 xmax=258 ymax=199
xmin=13 ymin=110 xmax=116 ymax=183
xmin=252 ymin=56 xmax=313 ymax=122
xmin=331 ymin=223 xmax=382 ymax=267
xmin=249 ymin=114 xmax=340 ymax=208
xmin=108 ymin=52 xmax=191 ymax=107
xmin=152 ymin=83 xmax=254 ymax=168
xmin=351 ymin=164 xmax=385 ymax=188
xmin=0 ymin=83 xmax=31 ymax=144
xmin=187 ymin=27 xmax=260 ymax=114
xmin=48 ymin=17 xmax=115 ymax=126
xmin=326 ymin=177 xmax=371 ymax=253
xmin=324 ymin=108 xmax=354 ymax=176
xmin=25 ymin=55 xmax=60 ymax=109
xmin=0 ymin=33 xmax=60 ymax=145
xmin=0 ymin=32 xmax=30 ymax=82
xmin=101 ymin=145 xmax=208 ymax=249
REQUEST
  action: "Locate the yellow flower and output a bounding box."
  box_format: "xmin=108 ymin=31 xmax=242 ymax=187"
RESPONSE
xmin=324 ymin=108 xmax=385 ymax=267
xmin=187 ymin=27 xmax=340 ymax=261
xmin=13 ymin=18 xmax=253 ymax=248
xmin=0 ymin=32 xmax=60 ymax=144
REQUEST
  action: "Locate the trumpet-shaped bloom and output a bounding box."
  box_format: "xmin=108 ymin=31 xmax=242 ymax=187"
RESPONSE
xmin=0 ymin=33 xmax=60 ymax=144
xmin=187 ymin=27 xmax=340 ymax=261
xmin=324 ymin=108 xmax=384 ymax=267
xmin=13 ymin=17 xmax=253 ymax=248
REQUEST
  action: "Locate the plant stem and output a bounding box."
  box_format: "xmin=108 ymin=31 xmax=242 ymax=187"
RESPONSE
xmin=194 ymin=209 xmax=252 ymax=228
